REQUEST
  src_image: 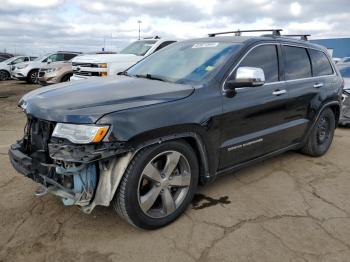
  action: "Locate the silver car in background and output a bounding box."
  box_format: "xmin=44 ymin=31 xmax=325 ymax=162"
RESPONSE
xmin=0 ymin=56 xmax=37 ymax=80
xmin=38 ymin=60 xmax=76 ymax=85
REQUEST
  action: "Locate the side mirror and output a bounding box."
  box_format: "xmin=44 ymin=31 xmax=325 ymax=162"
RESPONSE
xmin=47 ymin=59 xmax=52 ymax=64
xmin=225 ymin=67 xmax=265 ymax=97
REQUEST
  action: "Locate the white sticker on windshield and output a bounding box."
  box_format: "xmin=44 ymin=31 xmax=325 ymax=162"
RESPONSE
xmin=192 ymin=43 xmax=219 ymax=48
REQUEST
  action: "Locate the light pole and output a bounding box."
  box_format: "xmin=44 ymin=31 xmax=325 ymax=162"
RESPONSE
xmin=138 ymin=20 xmax=142 ymax=40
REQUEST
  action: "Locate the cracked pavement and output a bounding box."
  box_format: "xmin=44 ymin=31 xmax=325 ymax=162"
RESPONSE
xmin=1 ymin=81 xmax=350 ymax=262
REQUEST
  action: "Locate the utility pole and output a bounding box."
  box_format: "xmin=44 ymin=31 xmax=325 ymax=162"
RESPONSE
xmin=138 ymin=20 xmax=142 ymax=40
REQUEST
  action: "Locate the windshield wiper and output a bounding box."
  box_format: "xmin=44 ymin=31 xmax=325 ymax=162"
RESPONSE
xmin=135 ymin=74 xmax=167 ymax=82
xmin=117 ymin=71 xmax=129 ymax=76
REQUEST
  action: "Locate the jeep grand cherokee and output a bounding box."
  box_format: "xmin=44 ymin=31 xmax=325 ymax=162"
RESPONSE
xmin=9 ymin=29 xmax=343 ymax=229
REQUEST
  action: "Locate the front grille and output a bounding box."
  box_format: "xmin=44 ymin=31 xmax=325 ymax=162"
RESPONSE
xmin=72 ymin=62 xmax=98 ymax=68
xmin=73 ymin=71 xmax=100 ymax=76
xmin=24 ymin=116 xmax=55 ymax=154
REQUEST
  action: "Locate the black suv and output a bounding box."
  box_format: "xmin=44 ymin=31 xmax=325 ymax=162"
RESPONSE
xmin=9 ymin=30 xmax=343 ymax=229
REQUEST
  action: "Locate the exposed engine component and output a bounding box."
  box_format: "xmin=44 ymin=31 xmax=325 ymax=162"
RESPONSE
xmin=54 ymin=164 xmax=97 ymax=206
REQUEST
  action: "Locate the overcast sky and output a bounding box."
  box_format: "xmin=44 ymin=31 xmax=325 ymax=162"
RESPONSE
xmin=1 ymin=0 xmax=349 ymax=55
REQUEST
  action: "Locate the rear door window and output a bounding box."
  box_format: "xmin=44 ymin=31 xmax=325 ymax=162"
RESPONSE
xmin=238 ymin=45 xmax=279 ymax=83
xmin=282 ymin=46 xmax=312 ymax=80
xmin=309 ymin=49 xmax=333 ymax=76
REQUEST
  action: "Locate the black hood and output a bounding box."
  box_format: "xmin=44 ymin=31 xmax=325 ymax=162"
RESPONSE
xmin=20 ymin=76 xmax=194 ymax=123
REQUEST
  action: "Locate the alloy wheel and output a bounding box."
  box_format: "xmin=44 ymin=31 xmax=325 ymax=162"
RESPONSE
xmin=317 ymin=116 xmax=330 ymax=145
xmin=137 ymin=150 xmax=191 ymax=218
xmin=31 ymin=71 xmax=38 ymax=83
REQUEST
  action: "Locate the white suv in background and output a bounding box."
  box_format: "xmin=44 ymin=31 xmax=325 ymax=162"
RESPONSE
xmin=0 ymin=56 xmax=37 ymax=81
xmin=12 ymin=51 xmax=80 ymax=84
xmin=71 ymin=37 xmax=177 ymax=81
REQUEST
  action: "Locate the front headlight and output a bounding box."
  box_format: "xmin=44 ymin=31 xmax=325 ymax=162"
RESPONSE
xmin=52 ymin=123 xmax=109 ymax=144
xmin=17 ymin=64 xmax=28 ymax=69
xmin=46 ymin=68 xmax=58 ymax=73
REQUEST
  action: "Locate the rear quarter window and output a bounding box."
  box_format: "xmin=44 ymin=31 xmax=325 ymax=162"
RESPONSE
xmin=308 ymin=49 xmax=333 ymax=76
xmin=283 ymin=46 xmax=312 ymax=80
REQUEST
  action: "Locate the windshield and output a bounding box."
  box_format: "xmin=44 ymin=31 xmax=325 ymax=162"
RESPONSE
xmin=126 ymin=41 xmax=242 ymax=84
xmin=339 ymin=66 xmax=350 ymax=78
xmin=119 ymin=40 xmax=157 ymax=56
xmin=32 ymin=53 xmax=51 ymax=62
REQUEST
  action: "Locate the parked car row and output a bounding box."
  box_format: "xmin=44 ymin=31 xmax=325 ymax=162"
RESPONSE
xmin=11 ymin=51 xmax=81 ymax=84
xmin=71 ymin=37 xmax=176 ymax=81
xmin=2 ymin=36 xmax=177 ymax=85
xmin=0 ymin=56 xmax=37 ymax=80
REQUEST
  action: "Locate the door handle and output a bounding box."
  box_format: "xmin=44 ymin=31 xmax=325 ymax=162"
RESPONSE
xmin=272 ymin=89 xmax=287 ymax=96
xmin=313 ymin=83 xmax=324 ymax=88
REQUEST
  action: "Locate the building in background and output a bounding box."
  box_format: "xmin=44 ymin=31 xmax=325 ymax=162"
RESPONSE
xmin=311 ymin=38 xmax=350 ymax=58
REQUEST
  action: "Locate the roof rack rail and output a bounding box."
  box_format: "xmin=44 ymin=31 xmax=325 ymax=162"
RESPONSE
xmin=208 ymin=29 xmax=283 ymax=37
xmin=283 ymin=34 xmax=311 ymax=41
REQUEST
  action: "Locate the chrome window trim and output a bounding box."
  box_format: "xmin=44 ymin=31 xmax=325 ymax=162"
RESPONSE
xmin=222 ymin=42 xmax=279 ymax=92
xmin=281 ymin=43 xmax=337 ymax=79
xmin=222 ymin=42 xmax=337 ymax=93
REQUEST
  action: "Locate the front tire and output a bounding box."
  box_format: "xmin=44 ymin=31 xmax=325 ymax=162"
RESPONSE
xmin=113 ymin=140 xmax=199 ymax=229
xmin=301 ymin=108 xmax=335 ymax=157
xmin=26 ymin=70 xmax=38 ymax=84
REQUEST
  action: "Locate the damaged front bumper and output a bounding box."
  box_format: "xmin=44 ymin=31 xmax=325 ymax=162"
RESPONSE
xmin=9 ymin=138 xmax=133 ymax=213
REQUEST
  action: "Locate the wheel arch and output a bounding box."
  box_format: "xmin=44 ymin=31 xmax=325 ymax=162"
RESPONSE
xmin=60 ymin=72 xmax=73 ymax=82
xmin=83 ymin=132 xmax=212 ymax=213
xmin=28 ymin=68 xmax=39 ymax=74
xmin=26 ymin=68 xmax=39 ymax=79
xmin=0 ymin=69 xmax=10 ymax=74
xmin=329 ymin=103 xmax=340 ymax=124
xmin=129 ymin=132 xmax=211 ymax=185
xmin=302 ymin=100 xmax=340 ymax=145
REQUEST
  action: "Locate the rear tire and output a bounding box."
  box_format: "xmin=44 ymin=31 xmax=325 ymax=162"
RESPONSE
xmin=26 ymin=69 xmax=38 ymax=84
xmin=0 ymin=70 xmax=10 ymax=81
xmin=301 ymin=108 xmax=335 ymax=157
xmin=113 ymin=140 xmax=199 ymax=229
